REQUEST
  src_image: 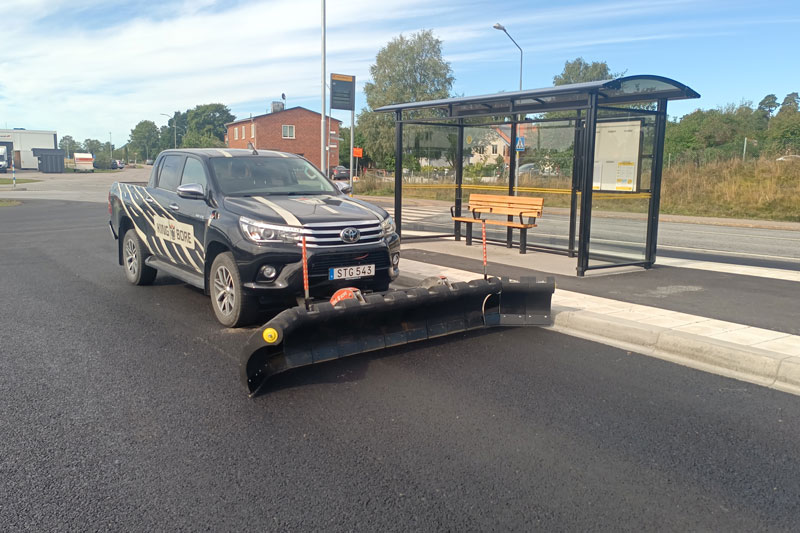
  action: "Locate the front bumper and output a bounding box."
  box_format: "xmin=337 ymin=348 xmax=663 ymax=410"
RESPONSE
xmin=236 ymin=233 xmax=401 ymax=301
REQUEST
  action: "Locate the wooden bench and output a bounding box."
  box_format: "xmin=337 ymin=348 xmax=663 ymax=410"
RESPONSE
xmin=451 ymin=194 xmax=543 ymax=254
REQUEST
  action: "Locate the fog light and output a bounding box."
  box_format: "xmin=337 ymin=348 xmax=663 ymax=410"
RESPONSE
xmin=391 ymin=253 xmax=400 ymax=266
xmin=259 ymin=264 xmax=277 ymax=280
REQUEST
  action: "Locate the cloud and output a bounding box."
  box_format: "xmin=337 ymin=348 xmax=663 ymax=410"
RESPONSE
xmin=0 ymin=0 xmax=794 ymax=142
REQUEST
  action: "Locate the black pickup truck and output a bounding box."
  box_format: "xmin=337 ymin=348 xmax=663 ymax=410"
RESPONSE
xmin=108 ymin=148 xmax=399 ymax=327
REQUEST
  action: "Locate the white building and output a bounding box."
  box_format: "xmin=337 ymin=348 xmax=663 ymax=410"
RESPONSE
xmin=0 ymin=129 xmax=58 ymax=169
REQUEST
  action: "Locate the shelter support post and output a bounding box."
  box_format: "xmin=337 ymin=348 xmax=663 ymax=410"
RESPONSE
xmin=394 ymin=111 xmax=403 ymax=240
xmin=507 ymin=121 xmax=518 ymax=247
xmin=454 ymin=120 xmax=464 ymax=240
xmin=568 ymin=110 xmax=582 ymax=257
xmin=576 ymin=93 xmax=598 ymax=276
xmin=645 ymin=99 xmax=668 ymax=266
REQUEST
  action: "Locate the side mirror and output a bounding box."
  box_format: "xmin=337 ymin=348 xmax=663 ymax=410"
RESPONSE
xmin=177 ymin=183 xmax=205 ymax=200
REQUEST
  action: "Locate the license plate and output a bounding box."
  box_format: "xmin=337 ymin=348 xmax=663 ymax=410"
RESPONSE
xmin=329 ymin=264 xmax=375 ymax=280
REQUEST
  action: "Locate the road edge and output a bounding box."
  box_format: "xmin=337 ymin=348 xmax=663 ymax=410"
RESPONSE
xmin=396 ymin=273 xmax=800 ymax=397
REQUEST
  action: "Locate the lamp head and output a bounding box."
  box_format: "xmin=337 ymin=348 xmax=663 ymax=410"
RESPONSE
xmin=493 ymin=23 xmax=505 ymax=31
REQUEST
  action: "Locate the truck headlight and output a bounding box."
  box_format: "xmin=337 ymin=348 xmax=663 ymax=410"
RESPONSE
xmin=240 ymin=217 xmax=303 ymax=244
xmin=381 ymin=216 xmax=396 ymax=237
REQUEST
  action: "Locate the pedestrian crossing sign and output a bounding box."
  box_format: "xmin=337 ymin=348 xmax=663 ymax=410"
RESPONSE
xmin=515 ymin=136 xmax=525 ymax=152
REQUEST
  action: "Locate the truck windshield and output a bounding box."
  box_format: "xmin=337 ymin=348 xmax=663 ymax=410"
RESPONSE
xmin=209 ymin=156 xmax=338 ymax=196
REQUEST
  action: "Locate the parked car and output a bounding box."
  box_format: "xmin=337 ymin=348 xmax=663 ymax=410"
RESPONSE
xmin=776 ymin=155 xmax=800 ymax=162
xmin=145 ymin=159 xmax=154 ymax=165
xmin=331 ymin=165 xmax=350 ymax=180
xmin=110 ymin=160 xmax=120 ymax=169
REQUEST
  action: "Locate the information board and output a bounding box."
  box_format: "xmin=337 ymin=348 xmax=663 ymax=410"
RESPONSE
xmin=592 ymin=120 xmax=642 ymax=192
xmin=331 ymin=73 xmax=355 ymax=111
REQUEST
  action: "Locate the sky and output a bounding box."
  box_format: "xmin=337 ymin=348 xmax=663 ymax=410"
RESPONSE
xmin=1 ymin=0 xmax=798 ymax=145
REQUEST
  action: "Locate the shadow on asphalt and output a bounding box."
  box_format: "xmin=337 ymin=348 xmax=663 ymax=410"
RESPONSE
xmin=251 ymin=327 xmax=506 ymax=397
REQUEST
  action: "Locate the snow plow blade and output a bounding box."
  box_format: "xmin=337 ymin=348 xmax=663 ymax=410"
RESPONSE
xmin=240 ymin=276 xmax=555 ymax=396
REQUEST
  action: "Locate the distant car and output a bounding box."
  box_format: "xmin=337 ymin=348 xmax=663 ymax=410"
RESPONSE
xmin=518 ymin=163 xmax=538 ymax=175
xmin=145 ymin=159 xmax=154 ymax=165
xmin=116 ymin=160 xmax=125 ymax=169
xmin=331 ymin=165 xmax=350 ymax=180
xmin=110 ymin=160 xmax=121 ymax=169
xmin=776 ymin=155 xmax=800 ymax=162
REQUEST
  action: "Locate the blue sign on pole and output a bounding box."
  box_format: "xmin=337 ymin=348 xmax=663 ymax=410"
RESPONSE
xmin=515 ymin=136 xmax=525 ymax=152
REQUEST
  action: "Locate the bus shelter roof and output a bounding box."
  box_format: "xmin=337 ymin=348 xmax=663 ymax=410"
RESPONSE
xmin=375 ymin=75 xmax=699 ymax=119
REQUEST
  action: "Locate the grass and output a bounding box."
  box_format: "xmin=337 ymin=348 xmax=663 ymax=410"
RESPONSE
xmin=0 ymin=199 xmax=21 ymax=207
xmin=354 ymin=158 xmax=800 ymax=222
xmin=661 ymin=158 xmax=800 ymax=222
xmin=0 ymin=178 xmax=38 ymax=185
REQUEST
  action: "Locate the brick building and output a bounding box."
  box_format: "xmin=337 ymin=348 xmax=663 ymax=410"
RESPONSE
xmin=225 ymin=106 xmax=340 ymax=172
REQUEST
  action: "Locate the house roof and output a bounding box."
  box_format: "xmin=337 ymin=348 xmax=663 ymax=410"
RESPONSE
xmin=226 ymin=106 xmax=343 ymax=127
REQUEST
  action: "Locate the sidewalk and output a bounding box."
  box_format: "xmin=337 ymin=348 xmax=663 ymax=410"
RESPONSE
xmin=395 ymin=244 xmax=800 ymax=397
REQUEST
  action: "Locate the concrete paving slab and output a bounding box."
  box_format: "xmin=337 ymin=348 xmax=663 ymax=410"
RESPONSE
xmin=709 ymin=328 xmax=791 ymax=346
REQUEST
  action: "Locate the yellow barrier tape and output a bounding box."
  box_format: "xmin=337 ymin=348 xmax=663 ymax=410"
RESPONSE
xmin=400 ymin=183 xmax=651 ymax=199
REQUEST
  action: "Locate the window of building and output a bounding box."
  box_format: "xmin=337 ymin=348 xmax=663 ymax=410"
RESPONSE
xmin=282 ymin=125 xmax=295 ymax=139
xmin=491 ymin=144 xmax=498 ymax=154
xmin=251 ymin=123 xmax=255 ymax=138
xmin=241 ymin=125 xmax=245 ymax=138
xmin=234 ymin=127 xmax=238 ymax=140
xmin=475 ymin=146 xmax=484 ymax=155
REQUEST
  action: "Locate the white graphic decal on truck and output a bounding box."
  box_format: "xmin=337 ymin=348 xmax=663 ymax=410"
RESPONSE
xmin=153 ymin=215 xmax=195 ymax=249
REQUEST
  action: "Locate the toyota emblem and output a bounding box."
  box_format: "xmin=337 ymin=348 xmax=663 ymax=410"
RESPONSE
xmin=340 ymin=227 xmax=361 ymax=243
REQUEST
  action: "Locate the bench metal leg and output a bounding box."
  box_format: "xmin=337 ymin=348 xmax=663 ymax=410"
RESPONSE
xmin=520 ymin=228 xmax=527 ymax=254
xmin=465 ymin=222 xmax=473 ymax=246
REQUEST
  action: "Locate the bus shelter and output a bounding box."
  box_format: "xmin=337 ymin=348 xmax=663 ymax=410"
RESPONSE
xmin=375 ymin=75 xmax=699 ymax=276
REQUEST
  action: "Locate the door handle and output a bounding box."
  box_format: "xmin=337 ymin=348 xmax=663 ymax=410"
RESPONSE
xmin=168 ymin=203 xmax=180 ymax=211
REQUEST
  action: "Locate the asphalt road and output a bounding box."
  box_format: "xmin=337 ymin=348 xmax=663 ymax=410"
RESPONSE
xmin=3 ymin=200 xmax=800 ymax=531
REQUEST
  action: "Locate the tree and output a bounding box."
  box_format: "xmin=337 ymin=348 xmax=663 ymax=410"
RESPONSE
xmin=83 ymin=138 xmax=103 ymax=155
xmin=777 ymin=92 xmax=799 ymax=116
xmin=358 ymin=30 xmax=454 ymax=168
xmin=553 ymin=58 xmax=619 ymax=85
xmin=185 ymin=103 xmax=234 ymax=142
xmin=180 ymin=130 xmax=225 ymax=149
xmin=757 ymin=94 xmax=779 ymax=116
xmin=338 ymin=126 xmax=371 ymax=167
xmin=58 ymin=135 xmax=76 ymax=157
xmin=128 ymin=120 xmax=160 ymax=161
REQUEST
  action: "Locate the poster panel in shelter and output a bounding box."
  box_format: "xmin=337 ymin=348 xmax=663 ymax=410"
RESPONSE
xmin=592 ymin=120 xmax=642 ymax=192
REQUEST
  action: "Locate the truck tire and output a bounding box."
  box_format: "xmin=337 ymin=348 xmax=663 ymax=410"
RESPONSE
xmin=122 ymin=230 xmax=156 ymax=286
xmin=210 ymin=252 xmax=259 ymax=327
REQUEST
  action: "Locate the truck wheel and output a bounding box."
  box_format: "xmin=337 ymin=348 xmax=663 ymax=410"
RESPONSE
xmin=122 ymin=230 xmax=156 ymax=286
xmin=210 ymin=252 xmax=258 ymax=327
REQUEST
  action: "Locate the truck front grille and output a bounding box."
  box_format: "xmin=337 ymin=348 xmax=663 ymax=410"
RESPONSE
xmin=301 ymin=220 xmax=383 ymax=248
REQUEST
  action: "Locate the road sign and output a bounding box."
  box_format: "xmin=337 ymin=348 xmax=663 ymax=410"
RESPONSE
xmin=331 ymin=73 xmax=355 ymax=111
xmin=515 ymin=136 xmax=525 ymax=152
xmin=352 ymin=147 xmax=363 ymax=158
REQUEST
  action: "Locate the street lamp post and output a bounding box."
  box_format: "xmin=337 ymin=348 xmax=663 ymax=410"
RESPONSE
xmin=160 ymin=112 xmax=177 ymax=148
xmin=109 ymin=132 xmax=112 ymax=161
xmin=493 ymin=23 xmax=522 ymax=91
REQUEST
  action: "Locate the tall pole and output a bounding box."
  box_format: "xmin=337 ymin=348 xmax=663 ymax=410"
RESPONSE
xmin=109 ymin=132 xmax=112 ymax=161
xmin=493 ymin=23 xmax=523 ymax=90
xmin=320 ymin=0 xmax=327 ymax=175
xmin=349 ymin=108 xmax=354 ymax=192
xmin=173 ymin=114 xmax=177 ymax=149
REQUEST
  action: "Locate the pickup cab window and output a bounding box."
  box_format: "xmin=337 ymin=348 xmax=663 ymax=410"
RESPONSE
xmin=158 ymin=155 xmax=184 ymax=191
xmin=181 ymin=157 xmax=207 ymax=191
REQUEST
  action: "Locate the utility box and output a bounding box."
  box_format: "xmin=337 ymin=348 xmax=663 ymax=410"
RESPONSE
xmin=32 ymin=148 xmax=66 ymax=173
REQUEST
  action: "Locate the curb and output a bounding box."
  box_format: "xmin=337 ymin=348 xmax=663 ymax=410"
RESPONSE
xmin=392 ymin=272 xmax=800 ymax=397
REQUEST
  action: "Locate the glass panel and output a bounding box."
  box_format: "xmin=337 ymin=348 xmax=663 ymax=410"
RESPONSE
xmin=587 ymin=108 xmax=658 ymax=267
